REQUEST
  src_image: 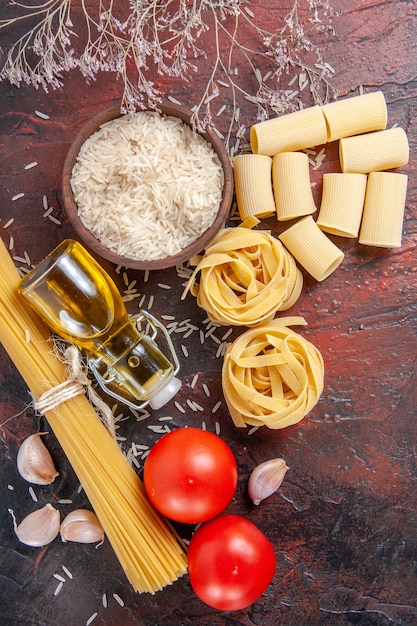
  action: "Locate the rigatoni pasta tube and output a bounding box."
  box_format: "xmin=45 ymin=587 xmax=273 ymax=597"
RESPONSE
xmin=321 ymin=91 xmax=387 ymax=142
xmin=0 ymin=237 xmax=187 ymax=594
xmin=222 ymin=317 xmax=324 ymax=429
xmin=339 ymin=127 xmax=409 ymax=174
xmin=317 ymin=173 xmax=367 ymax=237
xmin=359 ymin=172 xmax=408 ymax=247
xmin=250 ymin=105 xmax=327 ymax=156
xmin=233 ymin=154 xmax=276 ymax=220
xmin=272 ymin=152 xmax=316 ymax=221
xmin=279 ymin=216 xmax=344 ymax=281
xmin=182 ymin=222 xmax=303 ymax=326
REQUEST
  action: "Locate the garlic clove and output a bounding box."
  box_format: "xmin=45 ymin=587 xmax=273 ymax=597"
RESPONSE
xmin=60 ymin=509 xmax=105 ymax=545
xmin=9 ymin=503 xmax=60 ymax=547
xmin=17 ymin=432 xmax=59 ymax=485
xmin=248 ymin=457 xmax=289 ymax=506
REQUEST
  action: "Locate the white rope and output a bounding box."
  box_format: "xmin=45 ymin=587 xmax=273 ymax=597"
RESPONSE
xmin=34 ymin=345 xmax=116 ymax=439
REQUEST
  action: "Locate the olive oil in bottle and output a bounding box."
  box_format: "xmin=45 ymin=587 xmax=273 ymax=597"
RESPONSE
xmin=19 ymin=239 xmax=181 ymax=409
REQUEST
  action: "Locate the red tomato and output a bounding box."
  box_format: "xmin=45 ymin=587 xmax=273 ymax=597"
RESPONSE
xmin=188 ymin=514 xmax=276 ymax=611
xmin=143 ymin=428 xmax=238 ymax=524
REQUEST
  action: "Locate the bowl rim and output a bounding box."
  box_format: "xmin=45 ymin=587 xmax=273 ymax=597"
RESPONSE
xmin=61 ymin=101 xmax=234 ymax=270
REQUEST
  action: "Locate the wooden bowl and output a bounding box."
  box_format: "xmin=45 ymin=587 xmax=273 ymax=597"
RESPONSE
xmin=62 ymin=102 xmax=234 ymax=270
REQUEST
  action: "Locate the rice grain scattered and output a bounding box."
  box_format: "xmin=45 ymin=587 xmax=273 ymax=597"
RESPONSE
xmin=54 ymin=581 xmax=64 ymax=596
xmin=113 ymin=593 xmax=124 ymax=607
xmin=62 ymin=565 xmax=73 ymax=579
xmin=216 ymin=342 xmax=228 ymax=358
xmin=186 ymin=399 xmax=197 ymax=411
xmin=47 ymin=215 xmax=61 ymax=225
xmin=53 ymin=574 xmax=66 ymax=582
xmin=35 ymin=110 xmax=50 ymax=120
xmin=147 ymin=424 xmax=169 ymax=434
xmin=167 ymin=95 xmax=182 ymax=105
xmin=129 ymin=455 xmax=141 ymax=469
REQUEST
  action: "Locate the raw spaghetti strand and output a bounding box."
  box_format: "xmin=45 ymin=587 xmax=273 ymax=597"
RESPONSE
xmin=0 ymin=237 xmax=187 ymax=593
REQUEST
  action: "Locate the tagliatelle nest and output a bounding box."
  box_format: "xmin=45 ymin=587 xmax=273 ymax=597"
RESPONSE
xmin=181 ymin=220 xmax=303 ymax=326
xmin=222 ymin=317 xmax=324 ymax=429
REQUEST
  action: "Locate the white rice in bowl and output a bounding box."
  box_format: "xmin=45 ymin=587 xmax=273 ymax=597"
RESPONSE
xmin=70 ymin=111 xmax=225 ymax=261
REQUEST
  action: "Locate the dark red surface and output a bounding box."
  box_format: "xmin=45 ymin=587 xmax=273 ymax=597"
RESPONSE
xmin=1 ymin=2 xmax=416 ymax=625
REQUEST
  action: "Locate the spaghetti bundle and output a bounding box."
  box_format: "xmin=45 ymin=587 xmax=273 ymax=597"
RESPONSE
xmin=182 ymin=221 xmax=303 ymax=326
xmin=0 ymin=237 xmax=187 ymax=593
xmin=222 ymin=317 xmax=324 ymax=429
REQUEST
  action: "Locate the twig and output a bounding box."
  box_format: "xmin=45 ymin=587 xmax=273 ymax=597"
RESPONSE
xmin=0 ymin=0 xmax=338 ymax=150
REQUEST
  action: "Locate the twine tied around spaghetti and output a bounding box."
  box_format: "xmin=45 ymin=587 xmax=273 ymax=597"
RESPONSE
xmin=34 ymin=344 xmax=116 ymax=439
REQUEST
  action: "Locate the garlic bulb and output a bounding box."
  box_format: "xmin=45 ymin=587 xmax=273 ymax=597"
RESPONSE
xmin=17 ymin=432 xmax=59 ymax=485
xmin=10 ymin=503 xmax=60 ymax=547
xmin=248 ymin=458 xmax=289 ymax=506
xmin=60 ymin=509 xmax=105 ymax=544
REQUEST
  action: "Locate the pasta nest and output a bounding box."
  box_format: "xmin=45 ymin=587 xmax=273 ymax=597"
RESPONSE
xmin=181 ymin=225 xmax=303 ymax=326
xmin=222 ymin=317 xmax=324 ymax=429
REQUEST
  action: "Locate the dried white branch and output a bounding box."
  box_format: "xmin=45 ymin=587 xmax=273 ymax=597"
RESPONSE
xmin=0 ymin=0 xmax=338 ymax=148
